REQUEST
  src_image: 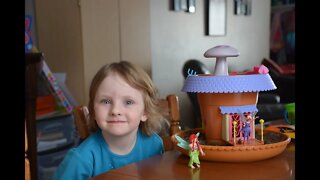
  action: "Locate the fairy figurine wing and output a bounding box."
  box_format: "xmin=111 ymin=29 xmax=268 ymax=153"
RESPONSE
xmin=175 ymin=132 xmax=200 ymax=150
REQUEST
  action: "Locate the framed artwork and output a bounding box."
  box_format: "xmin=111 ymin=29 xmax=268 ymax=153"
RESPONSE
xmin=187 ymin=0 xmax=196 ymax=13
xmin=234 ymin=0 xmax=252 ymax=16
xmin=205 ymin=0 xmax=226 ymax=36
xmin=172 ymin=0 xmax=196 ymax=13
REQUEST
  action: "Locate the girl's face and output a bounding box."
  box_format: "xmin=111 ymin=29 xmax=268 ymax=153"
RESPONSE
xmin=94 ymin=73 xmax=147 ymax=137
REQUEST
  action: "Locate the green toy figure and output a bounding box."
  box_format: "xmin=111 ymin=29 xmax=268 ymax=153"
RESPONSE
xmin=175 ymin=132 xmax=205 ymax=168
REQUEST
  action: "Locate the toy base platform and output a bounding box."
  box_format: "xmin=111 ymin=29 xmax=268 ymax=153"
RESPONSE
xmin=172 ymin=128 xmax=291 ymax=162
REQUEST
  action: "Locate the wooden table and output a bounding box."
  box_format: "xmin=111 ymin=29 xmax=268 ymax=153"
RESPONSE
xmin=91 ymin=142 xmax=295 ymax=180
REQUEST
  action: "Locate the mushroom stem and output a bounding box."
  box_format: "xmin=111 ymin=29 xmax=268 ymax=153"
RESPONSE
xmin=204 ymin=45 xmax=239 ymax=76
xmin=214 ymin=57 xmax=228 ymax=76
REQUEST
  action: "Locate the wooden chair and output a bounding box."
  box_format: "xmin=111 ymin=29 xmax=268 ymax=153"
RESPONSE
xmin=72 ymin=94 xmax=181 ymax=151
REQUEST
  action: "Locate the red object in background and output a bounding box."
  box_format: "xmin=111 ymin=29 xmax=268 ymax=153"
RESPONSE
xmin=262 ymin=58 xmax=295 ymax=75
xmin=278 ymin=64 xmax=295 ymax=75
xmin=36 ymin=95 xmax=55 ymax=116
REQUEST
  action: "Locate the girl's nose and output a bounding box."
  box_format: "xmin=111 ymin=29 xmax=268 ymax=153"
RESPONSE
xmin=110 ymin=103 xmax=122 ymax=116
xmin=111 ymin=112 xmax=121 ymax=116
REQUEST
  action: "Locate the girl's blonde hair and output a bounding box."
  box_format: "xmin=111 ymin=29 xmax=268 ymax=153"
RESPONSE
xmin=87 ymin=61 xmax=169 ymax=136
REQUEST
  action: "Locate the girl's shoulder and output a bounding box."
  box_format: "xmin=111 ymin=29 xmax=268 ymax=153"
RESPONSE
xmin=138 ymin=129 xmax=161 ymax=139
xmin=138 ymin=129 xmax=163 ymax=146
xmin=136 ymin=130 xmax=163 ymax=155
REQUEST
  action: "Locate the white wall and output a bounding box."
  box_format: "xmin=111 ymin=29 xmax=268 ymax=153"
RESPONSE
xmin=150 ymin=0 xmax=270 ymax=129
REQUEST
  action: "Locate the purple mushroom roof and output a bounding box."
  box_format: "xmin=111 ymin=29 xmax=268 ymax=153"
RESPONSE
xmin=182 ymin=74 xmax=276 ymax=93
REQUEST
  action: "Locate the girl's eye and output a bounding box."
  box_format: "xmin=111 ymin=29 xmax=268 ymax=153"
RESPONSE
xmin=101 ymin=99 xmax=111 ymax=104
xmin=125 ymin=100 xmax=134 ymax=105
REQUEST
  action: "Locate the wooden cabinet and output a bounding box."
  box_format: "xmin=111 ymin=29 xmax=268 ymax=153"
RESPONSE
xmin=34 ymin=0 xmax=151 ymax=106
xmin=25 ymin=52 xmax=43 ymax=180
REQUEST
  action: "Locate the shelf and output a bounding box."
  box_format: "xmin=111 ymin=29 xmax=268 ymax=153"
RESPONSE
xmin=36 ymin=111 xmax=71 ymax=121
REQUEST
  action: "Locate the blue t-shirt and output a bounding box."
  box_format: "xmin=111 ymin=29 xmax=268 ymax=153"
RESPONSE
xmin=53 ymin=129 xmax=164 ymax=180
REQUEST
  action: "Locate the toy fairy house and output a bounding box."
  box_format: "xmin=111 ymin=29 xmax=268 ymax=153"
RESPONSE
xmin=182 ymin=45 xmax=277 ymax=145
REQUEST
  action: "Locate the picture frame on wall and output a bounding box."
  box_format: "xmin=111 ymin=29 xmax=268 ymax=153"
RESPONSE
xmin=234 ymin=0 xmax=252 ymax=16
xmin=205 ymin=0 xmax=226 ymax=36
xmin=187 ymin=0 xmax=196 ymax=13
xmin=171 ymin=0 xmax=197 ymax=13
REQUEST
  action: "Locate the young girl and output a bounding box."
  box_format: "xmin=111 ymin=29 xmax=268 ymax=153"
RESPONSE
xmin=54 ymin=61 xmax=169 ymax=179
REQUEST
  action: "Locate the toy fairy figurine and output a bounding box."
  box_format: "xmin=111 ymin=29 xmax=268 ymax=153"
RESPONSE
xmin=188 ymin=134 xmax=205 ymax=168
xmin=175 ymin=132 xmax=205 ymax=168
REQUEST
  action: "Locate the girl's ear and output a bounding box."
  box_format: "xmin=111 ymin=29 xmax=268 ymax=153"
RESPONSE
xmin=141 ymin=113 xmax=148 ymax=122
